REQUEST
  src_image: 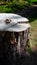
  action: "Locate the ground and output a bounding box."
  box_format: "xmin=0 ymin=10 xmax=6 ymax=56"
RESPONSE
xmin=30 ymin=19 xmax=37 ymax=51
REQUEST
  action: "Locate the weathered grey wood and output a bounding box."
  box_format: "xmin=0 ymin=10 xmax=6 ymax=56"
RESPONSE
xmin=17 ymin=34 xmax=20 ymax=55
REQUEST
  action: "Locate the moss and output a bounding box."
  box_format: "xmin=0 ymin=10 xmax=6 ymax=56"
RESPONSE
xmin=26 ymin=46 xmax=32 ymax=54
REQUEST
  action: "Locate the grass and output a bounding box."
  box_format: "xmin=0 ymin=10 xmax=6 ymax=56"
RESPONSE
xmin=0 ymin=5 xmax=12 ymax=13
xmin=29 ymin=0 xmax=37 ymax=3
xmin=30 ymin=19 xmax=37 ymax=48
xmin=0 ymin=1 xmax=29 ymax=13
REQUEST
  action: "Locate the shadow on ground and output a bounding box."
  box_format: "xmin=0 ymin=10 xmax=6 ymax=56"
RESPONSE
xmin=16 ymin=6 xmax=37 ymax=22
xmin=0 ymin=51 xmax=37 ymax=65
